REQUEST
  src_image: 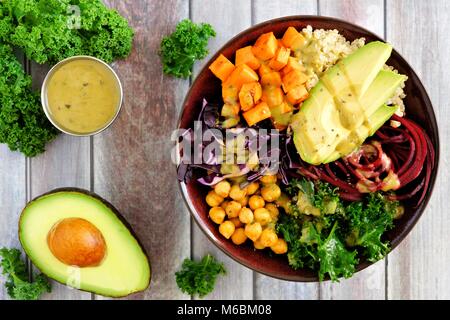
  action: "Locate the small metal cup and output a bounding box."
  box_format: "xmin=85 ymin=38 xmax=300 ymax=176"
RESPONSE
xmin=41 ymin=56 xmax=124 ymax=137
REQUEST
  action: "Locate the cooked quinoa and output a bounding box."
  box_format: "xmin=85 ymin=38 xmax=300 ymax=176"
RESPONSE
xmin=296 ymin=25 xmax=406 ymax=115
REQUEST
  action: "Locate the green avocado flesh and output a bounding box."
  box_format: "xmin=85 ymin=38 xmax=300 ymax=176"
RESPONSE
xmin=19 ymin=191 xmax=151 ymax=297
xmin=291 ymin=41 xmax=407 ymax=165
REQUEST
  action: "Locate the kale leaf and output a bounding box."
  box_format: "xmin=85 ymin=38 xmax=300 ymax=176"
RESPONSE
xmin=175 ymin=254 xmax=226 ymax=298
xmin=0 ymin=44 xmax=58 ymax=156
xmin=278 ymin=178 xmax=398 ymax=281
xmin=0 ymin=248 xmax=51 ymax=300
xmin=0 ymin=0 xmax=134 ymax=64
xmin=317 ymin=222 xmax=358 ymax=281
xmin=346 ymin=193 xmax=397 ymax=262
xmin=160 ymin=19 xmax=216 ymax=78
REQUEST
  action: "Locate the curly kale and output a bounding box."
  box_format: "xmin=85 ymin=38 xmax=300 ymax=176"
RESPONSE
xmin=0 ymin=248 xmax=51 ymax=300
xmin=346 ymin=193 xmax=397 ymax=262
xmin=277 ymin=178 xmax=399 ymax=281
xmin=175 ymin=254 xmax=226 ymax=298
xmin=160 ymin=19 xmax=216 ymax=78
xmin=277 ymin=215 xmax=357 ymax=281
xmin=0 ymin=44 xmax=58 ymax=156
xmin=0 ymin=0 xmax=134 ymax=64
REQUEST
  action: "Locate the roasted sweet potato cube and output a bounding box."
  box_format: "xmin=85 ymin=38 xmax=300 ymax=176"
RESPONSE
xmin=281 ymin=27 xmax=301 ymax=48
xmin=261 ymin=86 xmax=284 ymax=107
xmin=222 ymin=82 xmax=239 ymax=104
xmin=282 ymin=69 xmax=308 ymax=93
xmin=221 ymin=103 xmax=240 ymax=118
xmin=209 ymin=54 xmax=236 ymax=82
xmin=243 ymin=102 xmax=272 ymax=127
xmin=290 ymin=33 xmax=306 ymax=52
xmin=286 ymin=85 xmax=309 ymax=105
xmin=226 ymin=64 xmax=259 ymax=90
xmin=268 ymin=47 xmax=291 ymax=71
xmin=261 ymin=71 xmax=282 ymax=87
xmin=235 ymin=46 xmax=261 ymax=70
xmin=282 ymin=57 xmax=304 ymax=75
xmin=239 ymin=82 xmax=262 ymax=112
xmin=277 ymin=100 xmax=294 ymax=114
xmin=252 ymin=32 xmax=278 ymax=61
xmin=258 ymin=63 xmax=272 ymax=77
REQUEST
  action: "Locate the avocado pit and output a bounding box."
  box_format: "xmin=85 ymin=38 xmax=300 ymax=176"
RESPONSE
xmin=47 ymin=218 xmax=107 ymax=267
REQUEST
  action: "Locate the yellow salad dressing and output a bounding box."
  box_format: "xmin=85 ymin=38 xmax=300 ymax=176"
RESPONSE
xmin=46 ymin=58 xmax=121 ymax=134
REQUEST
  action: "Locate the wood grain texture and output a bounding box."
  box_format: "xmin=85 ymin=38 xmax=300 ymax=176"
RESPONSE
xmin=386 ymin=0 xmax=449 ymax=299
xmin=191 ymin=0 xmax=254 ymax=300
xmin=0 ymin=146 xmax=25 ymax=300
xmin=318 ymin=0 xmax=386 ymax=300
xmin=252 ymin=0 xmax=320 ymax=301
xmin=95 ymin=0 xmax=190 ymax=299
xmin=29 ymin=62 xmax=92 ymax=300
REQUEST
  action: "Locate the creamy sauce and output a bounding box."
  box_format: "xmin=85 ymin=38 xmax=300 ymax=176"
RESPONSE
xmin=46 ymin=59 xmax=120 ymax=134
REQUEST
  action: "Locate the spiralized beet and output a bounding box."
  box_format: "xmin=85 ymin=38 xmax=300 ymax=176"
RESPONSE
xmin=284 ymin=116 xmax=435 ymax=207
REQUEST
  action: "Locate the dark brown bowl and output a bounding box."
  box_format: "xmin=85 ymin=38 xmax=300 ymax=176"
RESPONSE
xmin=177 ymin=16 xmax=440 ymax=281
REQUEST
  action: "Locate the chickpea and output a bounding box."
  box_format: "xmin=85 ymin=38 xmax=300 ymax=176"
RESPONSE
xmin=260 ymin=175 xmax=277 ymax=185
xmin=260 ymin=228 xmax=278 ymax=247
xmin=206 ymin=190 xmax=224 ymax=207
xmin=238 ymin=196 xmax=249 ymax=207
xmin=245 ymin=222 xmax=262 ymax=242
xmin=239 ymin=207 xmax=254 ymax=224
xmin=253 ymin=239 xmax=266 ymax=250
xmin=221 ymin=200 xmax=229 ymax=210
xmin=229 ymin=184 xmax=247 ymax=201
xmin=265 ymin=203 xmax=279 ymax=220
xmin=271 ymin=238 xmax=288 ymax=254
xmin=261 ymin=184 xmax=281 ymax=202
xmin=230 ymin=217 xmax=244 ymax=228
xmin=219 ymin=221 xmax=235 ymax=239
xmin=246 ymin=182 xmax=260 ymax=196
xmin=225 ymin=201 xmax=242 ymax=218
xmin=249 ymin=195 xmax=265 ymax=210
xmin=214 ymin=180 xmax=231 ymax=198
xmin=231 ymin=228 xmax=248 ymax=245
xmin=254 ymin=208 xmax=272 ymax=226
xmin=209 ymin=207 xmax=226 ymax=224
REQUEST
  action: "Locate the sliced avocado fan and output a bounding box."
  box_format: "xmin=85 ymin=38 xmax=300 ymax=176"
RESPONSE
xmin=291 ymin=41 xmax=407 ymax=165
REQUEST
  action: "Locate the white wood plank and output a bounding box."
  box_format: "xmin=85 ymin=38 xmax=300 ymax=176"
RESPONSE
xmin=319 ymin=0 xmax=386 ymax=300
xmin=95 ymin=0 xmax=191 ymax=299
xmin=0 ymin=147 xmax=26 ymax=300
xmin=386 ymin=0 xmax=450 ymax=299
xmin=252 ymin=0 xmax=320 ymax=300
xmin=29 ymin=63 xmax=92 ymax=300
xmin=191 ymin=0 xmax=254 ymax=300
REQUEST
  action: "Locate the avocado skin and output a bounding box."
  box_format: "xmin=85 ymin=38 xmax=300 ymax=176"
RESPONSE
xmin=18 ymin=188 xmax=152 ymax=298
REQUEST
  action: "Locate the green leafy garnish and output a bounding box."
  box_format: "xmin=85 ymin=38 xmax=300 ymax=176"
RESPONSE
xmin=160 ymin=19 xmax=216 ymax=78
xmin=0 ymin=44 xmax=58 ymax=157
xmin=277 ymin=178 xmax=399 ymax=281
xmin=0 ymin=248 xmax=51 ymax=300
xmin=317 ymin=223 xmax=358 ymax=281
xmin=0 ymin=0 xmax=135 ymax=64
xmin=175 ymin=254 xmax=226 ymax=298
xmin=346 ymin=193 xmax=397 ymax=262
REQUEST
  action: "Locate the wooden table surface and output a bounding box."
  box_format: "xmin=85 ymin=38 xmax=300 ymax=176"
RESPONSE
xmin=1 ymin=0 xmax=448 ymax=300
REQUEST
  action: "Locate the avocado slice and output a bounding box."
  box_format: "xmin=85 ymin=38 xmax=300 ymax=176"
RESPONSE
xmin=291 ymin=41 xmax=406 ymax=165
xmin=338 ymin=41 xmax=392 ymax=96
xmin=360 ymin=70 xmax=406 ymax=116
xmin=323 ymin=104 xmax=398 ymax=163
xmin=19 ymin=189 xmax=151 ymax=298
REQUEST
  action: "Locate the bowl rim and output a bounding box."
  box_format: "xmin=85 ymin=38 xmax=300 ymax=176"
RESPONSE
xmin=175 ymin=15 xmax=440 ymax=282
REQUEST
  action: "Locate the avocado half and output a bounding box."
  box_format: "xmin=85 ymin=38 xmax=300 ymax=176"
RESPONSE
xmin=19 ymin=188 xmax=151 ymax=298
